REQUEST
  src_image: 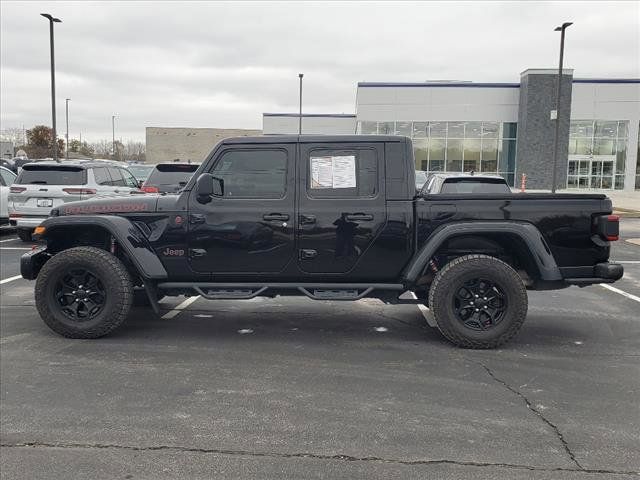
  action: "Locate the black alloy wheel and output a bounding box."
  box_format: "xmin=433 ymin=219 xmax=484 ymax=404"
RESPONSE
xmin=54 ymin=268 xmax=107 ymax=321
xmin=453 ymin=278 xmax=507 ymax=331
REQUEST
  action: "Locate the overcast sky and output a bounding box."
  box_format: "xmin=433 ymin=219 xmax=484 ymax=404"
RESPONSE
xmin=1 ymin=1 xmax=638 ymax=143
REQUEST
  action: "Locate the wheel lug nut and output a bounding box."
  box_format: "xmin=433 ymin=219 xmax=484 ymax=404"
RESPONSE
xmin=474 ymin=294 xmax=479 ymax=298
xmin=475 ymin=308 xmax=480 ymax=312
xmin=84 ymin=298 xmax=88 ymax=301
xmin=483 ymin=297 xmax=487 ymax=300
xmin=72 ymin=290 xmax=76 ymax=294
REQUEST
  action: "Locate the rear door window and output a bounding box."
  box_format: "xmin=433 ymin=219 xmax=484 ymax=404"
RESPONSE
xmin=93 ymin=167 xmax=112 ymax=186
xmin=16 ymin=165 xmax=86 ymax=185
xmin=107 ymin=167 xmax=127 ymax=187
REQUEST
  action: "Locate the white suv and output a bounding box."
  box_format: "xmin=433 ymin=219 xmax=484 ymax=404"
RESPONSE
xmin=8 ymin=160 xmax=141 ymax=241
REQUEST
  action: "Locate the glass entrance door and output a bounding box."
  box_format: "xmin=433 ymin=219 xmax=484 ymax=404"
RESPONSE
xmin=567 ymin=156 xmax=615 ymax=190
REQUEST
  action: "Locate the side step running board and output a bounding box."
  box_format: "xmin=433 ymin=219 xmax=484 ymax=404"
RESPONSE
xmin=157 ymin=282 xmax=404 ymax=301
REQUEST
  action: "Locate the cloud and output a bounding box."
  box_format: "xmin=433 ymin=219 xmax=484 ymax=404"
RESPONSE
xmin=1 ymin=1 xmax=638 ymax=142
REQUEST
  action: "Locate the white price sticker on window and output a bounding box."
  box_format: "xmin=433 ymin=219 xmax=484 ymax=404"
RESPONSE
xmin=310 ymin=155 xmax=356 ymax=189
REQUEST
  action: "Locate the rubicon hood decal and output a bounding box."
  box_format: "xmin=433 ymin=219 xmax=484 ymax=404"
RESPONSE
xmin=61 ymin=197 xmax=159 ymax=215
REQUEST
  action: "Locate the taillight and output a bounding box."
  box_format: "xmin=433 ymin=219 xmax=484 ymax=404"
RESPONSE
xmin=142 ymin=185 xmax=159 ymax=193
xmin=595 ymin=214 xmax=619 ymax=241
xmin=9 ymin=213 xmax=22 ymax=218
xmin=62 ymin=188 xmax=97 ymax=195
xmin=9 ymin=186 xmax=26 ymax=193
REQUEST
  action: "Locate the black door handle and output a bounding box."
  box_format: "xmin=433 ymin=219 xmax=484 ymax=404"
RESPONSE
xmin=190 ymin=214 xmax=206 ymax=224
xmin=345 ymin=213 xmax=373 ymax=221
xmin=300 ymin=214 xmax=316 ymax=225
xmin=263 ymin=213 xmax=289 ymax=221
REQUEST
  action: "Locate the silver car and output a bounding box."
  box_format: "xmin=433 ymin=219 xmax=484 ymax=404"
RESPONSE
xmin=8 ymin=160 xmax=141 ymax=241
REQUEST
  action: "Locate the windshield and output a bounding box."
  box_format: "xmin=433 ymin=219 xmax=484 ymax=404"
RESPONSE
xmin=144 ymin=164 xmax=199 ymax=186
xmin=440 ymin=178 xmax=511 ymax=194
xmin=16 ymin=165 xmax=86 ymax=185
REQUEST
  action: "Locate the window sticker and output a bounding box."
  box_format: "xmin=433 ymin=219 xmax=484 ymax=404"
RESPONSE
xmin=310 ymin=155 xmax=356 ymax=189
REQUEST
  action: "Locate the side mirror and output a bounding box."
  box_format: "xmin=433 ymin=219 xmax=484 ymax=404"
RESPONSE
xmin=196 ymin=173 xmax=224 ymax=204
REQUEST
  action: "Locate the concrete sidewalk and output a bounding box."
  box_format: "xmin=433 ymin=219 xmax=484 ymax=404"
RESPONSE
xmin=518 ymin=188 xmax=640 ymax=214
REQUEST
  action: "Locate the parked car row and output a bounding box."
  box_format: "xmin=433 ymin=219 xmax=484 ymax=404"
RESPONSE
xmin=3 ymin=160 xmax=199 ymax=241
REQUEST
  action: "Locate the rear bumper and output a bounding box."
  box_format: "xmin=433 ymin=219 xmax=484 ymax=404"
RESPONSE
xmin=9 ymin=216 xmax=47 ymax=228
xmin=563 ymin=262 xmax=624 ymax=286
xmin=20 ymin=246 xmax=50 ymax=280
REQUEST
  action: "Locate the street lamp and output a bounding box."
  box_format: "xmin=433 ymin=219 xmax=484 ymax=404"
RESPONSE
xmin=551 ymin=21 xmax=573 ymax=193
xmin=298 ymin=73 xmax=304 ymax=135
xmin=65 ymin=98 xmax=71 ymax=160
xmin=41 ymin=13 xmax=62 ymax=162
xmin=112 ymin=115 xmax=116 ymax=160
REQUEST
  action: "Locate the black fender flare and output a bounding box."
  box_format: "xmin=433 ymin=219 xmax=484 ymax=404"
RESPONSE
xmin=39 ymin=215 xmax=168 ymax=280
xmin=403 ymin=221 xmax=562 ymax=284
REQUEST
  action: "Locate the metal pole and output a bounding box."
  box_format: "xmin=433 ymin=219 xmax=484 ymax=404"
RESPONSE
xmin=112 ymin=115 xmax=116 ymax=160
xmin=41 ymin=14 xmax=61 ymax=162
xmin=551 ymin=22 xmax=572 ymax=193
xmin=298 ymin=73 xmax=303 ymax=135
xmin=65 ymin=98 xmax=70 ymax=160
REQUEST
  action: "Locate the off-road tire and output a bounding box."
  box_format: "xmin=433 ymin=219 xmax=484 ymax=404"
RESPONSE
xmin=428 ymin=254 xmax=528 ymax=349
xmin=35 ymin=246 xmax=133 ymax=338
xmin=17 ymin=228 xmax=33 ymax=242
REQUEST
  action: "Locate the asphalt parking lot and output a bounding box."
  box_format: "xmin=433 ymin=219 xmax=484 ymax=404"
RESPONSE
xmin=1 ymin=221 xmax=639 ymax=479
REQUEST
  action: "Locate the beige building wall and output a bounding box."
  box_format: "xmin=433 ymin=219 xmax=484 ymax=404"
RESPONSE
xmin=145 ymin=127 xmax=262 ymax=164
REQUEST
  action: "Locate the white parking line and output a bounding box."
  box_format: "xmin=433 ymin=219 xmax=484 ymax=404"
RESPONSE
xmin=0 ymin=238 xmax=18 ymax=243
xmin=600 ymin=284 xmax=640 ymax=303
xmin=161 ymin=295 xmax=201 ymax=319
xmin=0 ymin=275 xmax=23 ymax=285
xmin=0 ymin=247 xmax=31 ymax=251
xmin=615 ymin=261 xmax=640 ymax=264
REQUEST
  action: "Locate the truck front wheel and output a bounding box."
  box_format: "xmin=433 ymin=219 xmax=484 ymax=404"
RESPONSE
xmin=35 ymin=246 xmax=133 ymax=338
xmin=428 ymin=254 xmax=528 ymax=349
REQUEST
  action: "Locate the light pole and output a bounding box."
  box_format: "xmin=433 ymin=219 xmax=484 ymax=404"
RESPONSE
xmin=112 ymin=115 xmax=116 ymax=160
xmin=41 ymin=13 xmax=62 ymax=162
xmin=65 ymin=98 xmax=70 ymax=160
xmin=298 ymin=73 xmax=304 ymax=135
xmin=551 ymin=21 xmax=572 ymax=193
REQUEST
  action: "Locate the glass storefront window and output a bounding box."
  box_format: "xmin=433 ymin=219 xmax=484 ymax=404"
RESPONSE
xmin=429 ymin=122 xmax=447 ymax=138
xmin=378 ymin=122 xmax=394 ymax=135
xmin=358 ymin=121 xmax=377 ymax=135
xmin=413 ymin=138 xmax=428 ymax=171
xmin=429 ymin=138 xmax=445 ymax=160
xmin=412 ymin=122 xmax=428 ymax=138
xmin=465 ymin=122 xmax=482 ymax=138
xmin=568 ymin=119 xmax=629 ymax=190
xmin=447 ymin=139 xmax=463 ymax=161
xmin=482 ymin=122 xmax=499 ymax=138
xmin=448 ymin=122 xmax=465 ymax=138
xmin=395 ymin=121 xmax=412 ymax=137
xmin=481 ymin=139 xmax=498 ymax=161
xmin=502 ymin=122 xmax=517 ymax=139
xmin=463 ymin=139 xmax=481 ymax=162
xmin=570 ymin=121 xmax=593 ymax=138
xmin=595 ymin=121 xmax=618 ymax=138
xmin=594 ymin=138 xmax=615 ymax=155
xmin=359 ymin=120 xmax=518 ymax=186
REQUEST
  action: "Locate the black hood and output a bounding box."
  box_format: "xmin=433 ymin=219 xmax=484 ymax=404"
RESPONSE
xmin=56 ymin=195 xmax=160 ymax=216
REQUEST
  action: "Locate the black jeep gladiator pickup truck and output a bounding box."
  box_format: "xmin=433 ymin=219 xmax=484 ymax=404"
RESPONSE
xmin=21 ymin=135 xmax=623 ymax=348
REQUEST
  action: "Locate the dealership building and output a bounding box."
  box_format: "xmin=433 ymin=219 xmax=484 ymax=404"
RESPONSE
xmin=263 ymin=70 xmax=640 ymax=191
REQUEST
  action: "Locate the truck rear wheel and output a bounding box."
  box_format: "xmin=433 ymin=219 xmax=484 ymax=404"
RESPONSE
xmin=35 ymin=246 xmax=133 ymax=338
xmin=428 ymin=254 xmax=528 ymax=349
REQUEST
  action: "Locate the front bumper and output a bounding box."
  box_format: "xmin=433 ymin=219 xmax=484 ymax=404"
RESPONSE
xmin=10 ymin=216 xmax=47 ymax=229
xmin=20 ymin=246 xmax=51 ymax=280
xmin=564 ymin=262 xmax=624 ymax=286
